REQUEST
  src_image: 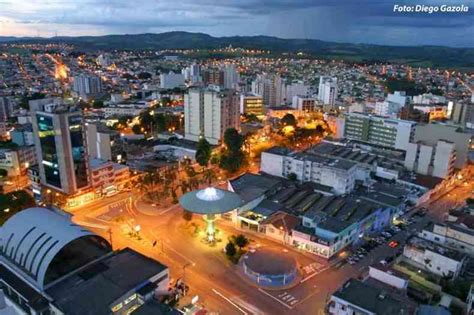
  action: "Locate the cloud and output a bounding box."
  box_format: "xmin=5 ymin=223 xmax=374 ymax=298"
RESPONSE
xmin=0 ymin=0 xmax=472 ymax=47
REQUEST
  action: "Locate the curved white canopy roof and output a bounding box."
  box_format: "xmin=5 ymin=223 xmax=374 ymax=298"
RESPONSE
xmin=0 ymin=207 xmax=96 ymax=289
xmin=179 ymin=187 xmax=243 ymax=215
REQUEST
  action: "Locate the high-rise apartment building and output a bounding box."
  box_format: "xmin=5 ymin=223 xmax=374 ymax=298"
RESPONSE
xmin=414 ymin=123 xmax=473 ymax=169
xmin=30 ymin=100 xmax=90 ymax=195
xmin=184 ymin=88 xmax=240 ymax=145
xmin=318 ymin=76 xmax=338 ymax=106
xmin=251 ymin=74 xmax=283 ymax=107
xmin=0 ymin=97 xmax=12 ymax=122
xmin=404 ymin=140 xmax=456 ymax=178
xmin=341 ymin=112 xmax=416 ymax=151
xmin=451 ymin=102 xmax=474 ymax=128
xmin=160 ymin=71 xmax=185 ymax=89
xmin=202 ymin=68 xmax=224 ymax=86
xmin=240 ymin=93 xmax=264 ymax=116
xmin=222 ymin=64 xmax=240 ymax=89
xmin=291 ymin=96 xmax=317 ymax=111
xmin=72 ymin=74 xmax=102 ymax=98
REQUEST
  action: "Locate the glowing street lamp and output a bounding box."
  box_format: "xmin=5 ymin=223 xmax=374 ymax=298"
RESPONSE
xmin=134 ymin=224 xmax=141 ymax=233
xmin=179 ymin=187 xmax=242 ymax=243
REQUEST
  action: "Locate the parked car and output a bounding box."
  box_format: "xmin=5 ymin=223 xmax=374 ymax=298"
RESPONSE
xmin=388 ymin=241 xmax=399 ymax=248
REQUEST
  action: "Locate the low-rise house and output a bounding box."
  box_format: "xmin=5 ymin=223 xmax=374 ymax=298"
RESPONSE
xmin=327 ymin=279 xmax=413 ymax=315
xmin=402 ymin=237 xmax=466 ymax=279
xmin=261 ymin=146 xmax=357 ymax=195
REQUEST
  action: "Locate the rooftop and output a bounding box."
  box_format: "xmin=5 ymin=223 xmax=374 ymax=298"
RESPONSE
xmin=332 ymin=279 xmax=411 ymax=315
xmin=46 ymin=248 xmax=168 ymax=315
xmin=406 ymin=237 xmax=466 ymax=262
xmin=179 ymin=187 xmax=243 ymax=214
xmin=229 ymin=172 xmax=284 ymax=203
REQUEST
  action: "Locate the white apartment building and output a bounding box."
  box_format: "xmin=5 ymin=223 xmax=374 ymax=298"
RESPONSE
xmin=414 ymin=123 xmax=473 ymax=169
xmin=184 ymin=88 xmax=240 ymax=145
xmin=160 ymin=71 xmax=185 ymax=89
xmin=72 ymin=74 xmax=102 ymax=98
xmin=413 ymin=93 xmax=446 ymax=105
xmin=318 ymin=76 xmax=338 ymax=106
xmin=102 ymin=105 xmax=146 ymax=118
xmin=90 ymin=158 xmax=129 ymax=195
xmin=222 ymin=64 xmax=240 ymax=89
xmin=291 ymin=96 xmax=317 ymax=111
xmin=0 ymin=146 xmax=36 ymax=177
xmin=284 ymin=81 xmax=310 ymax=104
xmin=86 ymin=123 xmax=113 ymax=161
xmin=342 ymin=112 xmax=416 ymax=151
xmin=420 ymin=222 xmax=474 ymax=255
xmin=402 ymin=237 xmax=466 ymax=278
xmin=386 ymin=91 xmax=408 ymax=107
xmin=374 ymin=101 xmax=402 ymax=118
xmin=260 ymin=147 xmax=357 ymax=195
xmin=251 ymin=73 xmax=284 ymax=107
xmin=404 ymin=140 xmax=456 ymax=178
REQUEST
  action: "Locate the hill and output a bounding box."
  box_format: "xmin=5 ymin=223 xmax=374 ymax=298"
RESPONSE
xmin=1 ymin=31 xmax=473 ymax=69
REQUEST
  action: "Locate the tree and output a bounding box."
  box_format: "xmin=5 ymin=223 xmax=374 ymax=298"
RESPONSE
xmin=132 ymin=124 xmax=142 ymax=134
xmin=234 ymin=234 xmax=249 ymax=250
xmin=154 ymin=113 xmax=167 ymax=132
xmin=244 ymin=113 xmax=261 ymax=123
xmin=140 ymin=111 xmax=154 ymax=130
xmin=195 ymin=137 xmax=212 ymax=167
xmin=466 ymin=198 xmax=474 ymax=205
xmin=225 ymin=242 xmax=236 ymax=258
xmin=280 ymin=113 xmax=296 ymax=127
xmin=224 ymin=128 xmax=244 ymax=154
xmin=118 ymin=115 xmax=133 ymax=126
xmin=137 ymin=72 xmax=152 ymax=80
xmin=0 ymin=169 xmax=7 ymax=178
xmin=183 ymin=210 xmax=193 ymax=221
xmin=92 ymin=100 xmax=104 ymax=108
xmin=220 ymin=128 xmax=246 ymax=173
xmin=219 ymin=151 xmax=245 ymax=173
xmin=287 ymin=173 xmax=297 ymax=181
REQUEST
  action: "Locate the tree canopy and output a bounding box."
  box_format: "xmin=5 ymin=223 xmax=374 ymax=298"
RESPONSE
xmin=195 ymin=137 xmax=212 ymax=167
xmin=281 ymin=113 xmax=297 ymax=127
xmin=220 ymin=128 xmax=246 ymax=173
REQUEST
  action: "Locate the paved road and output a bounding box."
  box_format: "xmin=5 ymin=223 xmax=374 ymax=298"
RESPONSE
xmin=68 ymin=178 xmax=473 ymax=314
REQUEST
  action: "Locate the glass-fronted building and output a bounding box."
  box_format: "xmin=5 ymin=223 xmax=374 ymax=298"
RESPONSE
xmin=32 ymin=102 xmax=90 ymax=195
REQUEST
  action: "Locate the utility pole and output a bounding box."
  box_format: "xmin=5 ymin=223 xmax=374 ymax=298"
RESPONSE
xmin=108 ymin=228 xmax=113 ymax=249
xmin=183 ymin=263 xmax=191 ymax=284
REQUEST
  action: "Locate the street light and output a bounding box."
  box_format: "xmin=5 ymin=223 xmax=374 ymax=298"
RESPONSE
xmin=134 ymin=224 xmax=141 ymax=233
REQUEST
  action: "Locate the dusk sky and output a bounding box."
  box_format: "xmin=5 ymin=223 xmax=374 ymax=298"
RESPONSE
xmin=1 ymin=0 xmax=473 ymax=47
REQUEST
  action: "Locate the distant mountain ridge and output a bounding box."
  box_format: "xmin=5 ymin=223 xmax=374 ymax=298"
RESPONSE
xmin=1 ymin=31 xmax=473 ymax=69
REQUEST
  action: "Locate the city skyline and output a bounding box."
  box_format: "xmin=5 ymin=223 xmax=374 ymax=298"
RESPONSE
xmin=1 ymin=0 xmax=473 ymax=47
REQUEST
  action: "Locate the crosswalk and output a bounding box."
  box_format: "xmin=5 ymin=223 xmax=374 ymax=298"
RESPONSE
xmin=302 ymin=262 xmax=323 ymax=275
xmin=98 ymin=199 xmax=135 ymax=221
xmin=277 ymin=292 xmax=299 ymax=306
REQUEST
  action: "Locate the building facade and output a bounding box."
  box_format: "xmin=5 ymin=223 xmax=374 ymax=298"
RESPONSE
xmin=184 ymin=88 xmax=240 ymax=145
xmin=261 ymin=147 xmax=357 ymax=195
xmin=240 ymin=93 xmax=264 ymax=116
xmin=73 ymin=74 xmax=102 ymax=98
xmin=31 ymin=102 xmax=91 ymax=195
xmin=342 ymin=113 xmax=416 ymax=151
xmin=318 ymin=76 xmax=338 ymax=106
xmin=404 ymin=140 xmax=456 ymax=178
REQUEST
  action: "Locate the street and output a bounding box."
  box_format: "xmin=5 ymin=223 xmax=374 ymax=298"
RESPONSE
xmin=67 ymin=178 xmax=473 ymax=314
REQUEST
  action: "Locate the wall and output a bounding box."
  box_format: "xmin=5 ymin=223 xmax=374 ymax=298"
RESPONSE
xmin=260 ymin=152 xmax=285 ymax=177
xmin=368 ymin=266 xmax=408 ymax=290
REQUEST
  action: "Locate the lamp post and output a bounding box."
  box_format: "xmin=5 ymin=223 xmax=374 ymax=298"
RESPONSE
xmin=183 ymin=262 xmax=191 ymax=285
xmin=134 ymin=224 xmax=141 ymax=238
